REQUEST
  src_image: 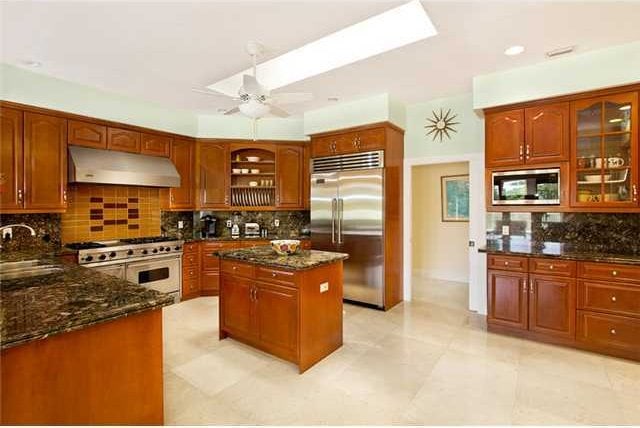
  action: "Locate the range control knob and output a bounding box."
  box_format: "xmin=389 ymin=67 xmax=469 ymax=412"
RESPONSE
xmin=165 ymin=247 xmax=171 ymax=252
xmin=126 ymin=250 xmax=134 ymax=256
xmin=142 ymin=249 xmax=148 ymax=255
xmin=98 ymin=254 xmax=107 ymax=260
xmin=152 ymin=248 xmax=158 ymax=253
xmin=109 ymin=252 xmax=116 ymax=258
xmin=158 ymin=246 xmax=164 ymax=251
xmin=85 ymin=255 xmax=94 ymax=262
xmin=174 ymin=246 xmax=182 ymax=251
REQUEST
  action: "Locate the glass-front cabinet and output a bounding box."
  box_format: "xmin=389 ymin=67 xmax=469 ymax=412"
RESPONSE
xmin=572 ymin=92 xmax=638 ymax=207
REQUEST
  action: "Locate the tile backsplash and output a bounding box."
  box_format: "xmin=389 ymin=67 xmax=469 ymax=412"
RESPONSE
xmin=0 ymin=213 xmax=61 ymax=252
xmin=61 ymin=184 xmax=161 ymax=243
xmin=487 ymin=212 xmax=640 ymax=255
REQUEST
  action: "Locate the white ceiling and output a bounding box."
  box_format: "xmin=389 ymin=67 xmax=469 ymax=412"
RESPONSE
xmin=3 ymin=1 xmax=640 ymax=116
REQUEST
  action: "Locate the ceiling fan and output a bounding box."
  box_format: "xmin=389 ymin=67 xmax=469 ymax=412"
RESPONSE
xmin=192 ymin=41 xmax=313 ymax=119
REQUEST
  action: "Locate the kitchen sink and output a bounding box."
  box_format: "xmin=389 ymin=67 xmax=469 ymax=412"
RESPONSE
xmin=0 ymin=260 xmax=64 ymax=280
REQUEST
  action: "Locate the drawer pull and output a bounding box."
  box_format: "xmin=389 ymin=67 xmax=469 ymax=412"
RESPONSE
xmin=610 ymin=329 xmax=617 ymax=335
xmin=272 ymin=272 xmax=277 ymax=277
xmin=612 ymin=270 xmax=618 ymax=276
xmin=189 ymin=271 xmax=194 ymax=275
xmin=611 ymin=296 xmax=617 ymax=302
xmin=232 ymin=266 xmax=238 ymax=271
xmin=522 ymin=280 xmax=528 ymax=293
xmin=548 ymin=265 xmax=554 ymax=270
xmin=504 ymin=261 xmax=509 ymax=266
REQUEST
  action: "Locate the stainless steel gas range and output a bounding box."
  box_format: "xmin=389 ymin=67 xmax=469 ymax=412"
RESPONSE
xmin=66 ymin=236 xmax=183 ymax=302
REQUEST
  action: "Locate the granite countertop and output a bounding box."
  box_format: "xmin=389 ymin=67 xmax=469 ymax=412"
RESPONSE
xmin=0 ymin=252 xmax=174 ymax=350
xmin=216 ymin=245 xmax=348 ymax=271
xmin=185 ymin=235 xmax=311 ymax=243
xmin=479 ymin=240 xmax=640 ymax=266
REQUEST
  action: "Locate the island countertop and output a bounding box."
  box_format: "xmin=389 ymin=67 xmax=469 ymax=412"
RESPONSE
xmin=0 ymin=252 xmax=173 ymax=350
xmin=215 ymin=245 xmax=348 ymax=270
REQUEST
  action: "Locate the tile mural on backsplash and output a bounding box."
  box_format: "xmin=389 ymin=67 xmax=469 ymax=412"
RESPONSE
xmin=61 ymin=184 xmax=161 ymax=243
xmin=161 ymin=210 xmax=310 ymax=239
xmin=0 ymin=213 xmax=61 ymax=252
xmin=487 ymin=212 xmax=640 ymax=255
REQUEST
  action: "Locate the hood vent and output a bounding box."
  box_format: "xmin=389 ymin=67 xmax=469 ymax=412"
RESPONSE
xmin=68 ymin=146 xmax=181 ymax=188
xmin=311 ymin=150 xmax=384 ymax=173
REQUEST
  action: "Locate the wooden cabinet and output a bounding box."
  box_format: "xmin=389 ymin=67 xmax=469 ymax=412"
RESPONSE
xmin=198 ymin=142 xmax=229 ymax=209
xmin=23 ymin=112 xmax=67 ymax=211
xmin=164 ymin=138 xmax=195 ymax=210
xmin=201 ymin=241 xmax=229 ymax=296
xmin=576 ymin=311 xmax=640 ymax=359
xmin=524 ymin=103 xmax=570 ymax=164
xmin=485 ymin=109 xmax=525 ymax=167
xmin=311 ymin=127 xmax=386 ymax=157
xmin=220 ymin=275 xmax=255 ymax=338
xmin=0 ymin=108 xmax=24 ymax=211
xmin=181 ymin=242 xmax=201 ymax=300
xmin=487 ymin=269 xmax=528 ymax=330
xmin=528 ymin=274 xmax=576 ymax=339
xmin=256 ymin=282 xmax=298 ymax=359
xmin=68 ymin=120 xmax=107 ymax=149
xmin=571 ymin=92 xmax=638 ymax=208
xmin=276 ymin=145 xmax=304 ymax=208
xmin=107 ymin=128 xmax=140 ymax=153
xmin=140 ymin=133 xmax=171 ymax=157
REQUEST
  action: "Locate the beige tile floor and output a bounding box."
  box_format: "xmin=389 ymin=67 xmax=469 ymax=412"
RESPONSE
xmin=163 ymin=277 xmax=640 ymax=425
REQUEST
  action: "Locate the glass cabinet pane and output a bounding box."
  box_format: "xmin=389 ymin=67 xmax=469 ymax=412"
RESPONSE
xmin=576 ymin=102 xmax=602 ymax=135
xmin=604 ymin=101 xmax=632 ymax=133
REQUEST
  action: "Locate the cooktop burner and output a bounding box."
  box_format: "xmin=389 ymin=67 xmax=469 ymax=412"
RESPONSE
xmin=119 ymin=236 xmax=174 ymax=245
xmin=66 ymin=242 xmax=107 ymax=250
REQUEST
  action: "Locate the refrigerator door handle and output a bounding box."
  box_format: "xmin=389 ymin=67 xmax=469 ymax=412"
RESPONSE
xmin=331 ymin=198 xmax=337 ymax=244
xmin=337 ymin=198 xmax=344 ymax=244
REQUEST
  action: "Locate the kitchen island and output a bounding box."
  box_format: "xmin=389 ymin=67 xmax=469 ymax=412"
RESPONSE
xmin=217 ymin=246 xmax=348 ymax=373
xmin=0 ymin=252 xmax=173 ymax=425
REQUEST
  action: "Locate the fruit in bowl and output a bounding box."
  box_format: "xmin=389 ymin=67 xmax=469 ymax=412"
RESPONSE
xmin=271 ymin=239 xmax=301 ymax=256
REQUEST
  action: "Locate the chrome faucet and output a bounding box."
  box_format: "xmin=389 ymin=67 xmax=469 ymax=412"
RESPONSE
xmin=0 ymin=224 xmax=37 ymax=249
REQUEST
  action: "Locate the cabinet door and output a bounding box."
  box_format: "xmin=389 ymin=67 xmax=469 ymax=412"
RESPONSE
xmin=220 ymin=275 xmax=255 ymax=338
xmin=276 ymin=145 xmax=304 ymax=208
xmin=140 ymin=133 xmax=171 ymax=157
xmin=107 ymin=127 xmax=140 ymax=153
xmin=256 ymin=282 xmax=298 ymax=358
xmin=355 ymin=128 xmax=386 ymax=152
xmin=198 ymin=142 xmax=229 ymax=208
xmin=485 ymin=109 xmax=525 ymax=168
xmin=311 ymin=136 xmax=335 ymax=158
xmin=68 ymin=120 xmax=107 ymax=149
xmin=23 ymin=112 xmax=67 ymax=211
xmin=525 ymin=103 xmax=570 ymax=164
xmin=528 ymin=274 xmax=576 ymax=339
xmin=169 ymin=139 xmax=195 ymax=209
xmin=0 ymin=108 xmax=24 ymax=211
xmin=487 ymin=270 xmax=528 ymax=330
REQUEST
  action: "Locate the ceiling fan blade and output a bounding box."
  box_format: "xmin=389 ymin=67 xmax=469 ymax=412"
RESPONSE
xmin=268 ymin=105 xmax=290 ymax=118
xmin=223 ymin=106 xmax=240 ymax=115
xmin=269 ymin=92 xmax=313 ymax=105
xmin=242 ymin=74 xmax=267 ymax=95
xmin=191 ymin=87 xmax=240 ymax=100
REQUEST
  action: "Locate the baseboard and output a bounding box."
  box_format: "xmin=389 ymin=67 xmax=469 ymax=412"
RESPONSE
xmin=412 ymin=268 xmax=469 ymax=283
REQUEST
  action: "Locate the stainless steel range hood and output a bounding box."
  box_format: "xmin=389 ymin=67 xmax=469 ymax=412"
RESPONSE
xmin=68 ymin=146 xmax=181 ymax=187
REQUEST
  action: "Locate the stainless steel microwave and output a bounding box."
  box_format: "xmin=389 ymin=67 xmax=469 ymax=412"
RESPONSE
xmin=492 ymin=168 xmax=560 ymax=205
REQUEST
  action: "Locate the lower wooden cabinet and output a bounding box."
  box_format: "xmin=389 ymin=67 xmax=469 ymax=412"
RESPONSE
xmin=528 ymin=274 xmax=576 ymax=339
xmin=181 ymin=242 xmax=201 ymax=300
xmin=256 ymin=282 xmax=298 ymax=359
xmin=487 ymin=270 xmax=528 ymax=330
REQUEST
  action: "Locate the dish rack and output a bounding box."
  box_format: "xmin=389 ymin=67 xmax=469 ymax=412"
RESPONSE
xmin=577 ymin=168 xmax=629 ymax=184
xmin=231 ymin=187 xmax=275 ymax=207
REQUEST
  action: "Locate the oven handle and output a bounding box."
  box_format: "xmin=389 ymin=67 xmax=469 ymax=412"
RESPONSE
xmin=126 ymin=257 xmax=181 ymax=272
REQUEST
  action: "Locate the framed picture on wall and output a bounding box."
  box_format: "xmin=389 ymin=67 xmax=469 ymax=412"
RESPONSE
xmin=441 ymin=174 xmax=469 ymax=222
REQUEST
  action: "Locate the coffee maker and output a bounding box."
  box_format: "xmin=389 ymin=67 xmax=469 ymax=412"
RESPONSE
xmin=200 ymin=215 xmax=217 ymax=238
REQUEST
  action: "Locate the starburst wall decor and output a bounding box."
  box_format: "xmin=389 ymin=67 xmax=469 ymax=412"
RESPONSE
xmin=424 ymin=108 xmax=460 ymax=142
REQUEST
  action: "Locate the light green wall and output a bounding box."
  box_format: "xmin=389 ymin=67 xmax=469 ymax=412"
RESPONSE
xmin=1 ymin=63 xmax=198 ymax=136
xmin=303 ymin=93 xmax=406 ymax=135
xmin=473 ymin=40 xmax=640 ymax=109
xmin=197 ymin=114 xmax=307 ymax=141
xmin=404 ymin=93 xmax=483 ymax=158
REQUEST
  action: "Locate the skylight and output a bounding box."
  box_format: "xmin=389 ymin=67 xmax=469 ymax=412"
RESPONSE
xmin=208 ymin=0 xmax=437 ymax=95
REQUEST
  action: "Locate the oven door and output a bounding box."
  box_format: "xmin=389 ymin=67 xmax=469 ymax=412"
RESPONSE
xmin=492 ymin=168 xmax=560 ymax=205
xmin=92 ymin=263 xmax=126 ymax=279
xmin=125 ymin=255 xmax=181 ymax=295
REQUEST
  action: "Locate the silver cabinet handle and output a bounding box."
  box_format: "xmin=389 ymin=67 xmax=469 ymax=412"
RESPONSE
xmin=525 ymin=144 xmax=530 ymax=160
xmin=63 ymin=189 xmax=67 ymax=203
xmin=529 ymin=281 xmax=535 ymax=294
xmin=331 ymin=198 xmax=337 ymax=244
xmin=611 ymin=296 xmax=617 ymax=302
xmin=337 ymin=198 xmax=344 ymax=244
xmin=522 ymin=279 xmax=528 ymax=293
xmin=633 ymin=184 xmax=638 ymax=202
xmin=519 ymin=145 xmax=524 ymax=160
xmin=610 ymin=329 xmax=616 ymax=335
xmin=17 ymin=189 xmax=23 ymax=204
xmin=612 ymin=270 xmax=618 ymax=276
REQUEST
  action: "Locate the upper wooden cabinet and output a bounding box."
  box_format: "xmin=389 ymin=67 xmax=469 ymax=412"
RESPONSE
xmin=68 ymin=120 xmax=107 ymax=149
xmin=141 ymin=133 xmax=171 ymax=157
xmin=107 ymin=127 xmax=140 ymax=153
xmin=198 ymin=142 xmax=229 ymax=209
xmin=276 ymin=145 xmax=304 ymax=208
xmin=23 ymin=112 xmax=67 ymax=211
xmin=311 ymin=127 xmax=386 ymax=157
xmin=0 ymin=108 xmax=24 ymax=211
xmin=164 ymin=138 xmax=195 ymax=210
xmin=485 ymin=104 xmax=569 ymax=168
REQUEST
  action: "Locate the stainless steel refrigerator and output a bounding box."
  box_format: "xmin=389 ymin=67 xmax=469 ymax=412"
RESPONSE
xmin=310 ymin=151 xmax=385 ymax=308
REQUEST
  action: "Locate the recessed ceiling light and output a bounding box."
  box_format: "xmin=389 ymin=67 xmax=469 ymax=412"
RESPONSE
xmin=504 ymin=45 xmax=525 ymax=56
xmin=327 ymin=97 xmax=340 ymax=102
xmin=208 ymin=0 xmax=437 ymax=95
xmin=23 ymin=60 xmax=42 ymax=67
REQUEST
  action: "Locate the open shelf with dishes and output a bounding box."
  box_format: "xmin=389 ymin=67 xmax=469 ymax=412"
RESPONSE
xmin=230 ymin=147 xmax=276 ymax=207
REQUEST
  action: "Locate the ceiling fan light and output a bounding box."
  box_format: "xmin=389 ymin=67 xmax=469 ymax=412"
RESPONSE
xmin=238 ymin=100 xmax=270 ymax=119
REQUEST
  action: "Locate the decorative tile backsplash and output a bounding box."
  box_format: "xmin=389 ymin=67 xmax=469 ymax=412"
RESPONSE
xmin=487 ymin=212 xmax=640 ymax=255
xmin=0 ymin=213 xmax=61 ymax=252
xmin=61 ymin=184 xmax=161 ymax=243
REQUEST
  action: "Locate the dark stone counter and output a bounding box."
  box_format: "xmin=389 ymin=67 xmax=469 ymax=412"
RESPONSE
xmin=0 ymin=252 xmax=173 ymax=350
xmin=184 ymin=235 xmax=311 ymax=243
xmin=216 ymin=245 xmax=348 ymax=271
xmin=480 ymin=240 xmax=640 ymax=266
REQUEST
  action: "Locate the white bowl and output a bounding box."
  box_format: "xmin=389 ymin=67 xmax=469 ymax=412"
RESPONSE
xmin=584 ymin=174 xmax=611 ymax=182
xmin=232 ymin=168 xmax=241 ymax=174
xmin=249 ymin=181 xmax=258 ymax=187
xmin=246 ymin=156 xmax=261 ymax=162
xmin=271 ymin=240 xmax=301 ymax=256
xmin=251 ymin=169 xmax=260 ymax=174
xmin=241 ymin=168 xmax=249 ymax=174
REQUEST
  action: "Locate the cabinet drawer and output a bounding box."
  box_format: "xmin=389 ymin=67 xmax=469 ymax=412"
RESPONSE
xmin=201 ymin=252 xmax=220 ymax=271
xmin=578 ymin=280 xmax=640 ymax=318
xmin=577 ymin=310 xmax=640 ymax=357
xmin=183 ymin=252 xmax=200 ymax=267
xmin=183 ymin=242 xmax=200 ymax=253
xmin=183 ymin=266 xmax=200 ymax=280
xmin=578 ymin=262 xmax=640 ymax=283
xmin=487 ymin=254 xmax=528 ymax=272
xmin=256 ymin=266 xmax=297 ymax=286
xmin=529 ymin=258 xmax=576 ymax=277
xmin=182 ymin=276 xmax=200 ymax=295
xmin=221 ymin=260 xmax=254 ymax=278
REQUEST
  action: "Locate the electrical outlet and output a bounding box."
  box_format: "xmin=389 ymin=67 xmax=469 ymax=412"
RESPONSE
xmin=274 ymin=219 xmax=280 ymax=227
xmin=177 ymin=221 xmax=184 ymax=229
xmin=2 ymin=228 xmax=12 ymax=240
xmin=502 ymin=225 xmax=510 ymax=236
xmin=320 ymin=282 xmax=329 ymax=293
xmin=226 ymin=220 xmax=232 ymax=228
